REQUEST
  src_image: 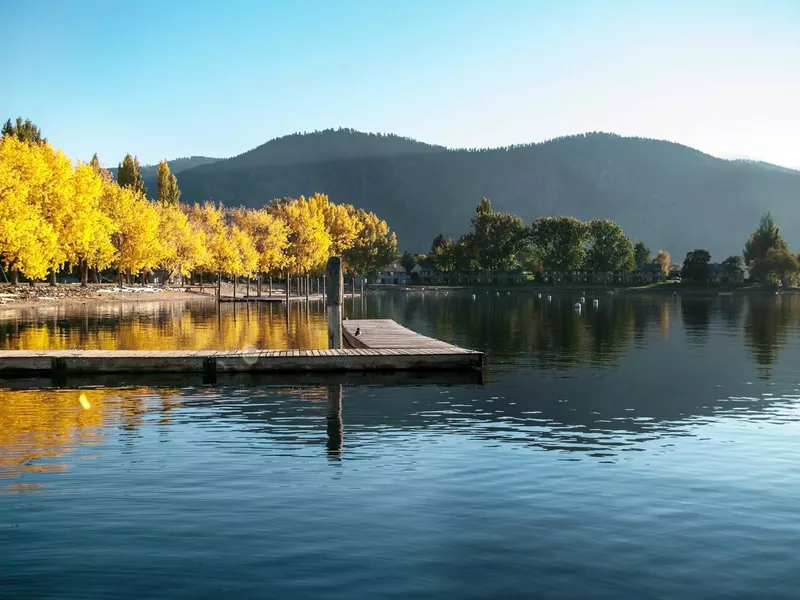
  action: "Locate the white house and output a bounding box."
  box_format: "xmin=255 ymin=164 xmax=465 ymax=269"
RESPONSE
xmin=379 ymin=263 xmax=410 ymax=285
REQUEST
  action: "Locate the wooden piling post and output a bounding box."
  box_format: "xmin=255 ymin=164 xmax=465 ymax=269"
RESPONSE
xmin=322 ymin=275 xmax=326 ymax=303
xmin=305 ymin=273 xmax=310 ymax=302
xmin=326 ymin=257 xmax=343 ymax=349
xmin=285 ymin=273 xmax=290 ymax=304
xmin=269 ymin=276 xmax=272 ymax=297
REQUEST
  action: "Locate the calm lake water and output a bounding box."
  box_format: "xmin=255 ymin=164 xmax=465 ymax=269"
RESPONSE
xmin=2 ymin=291 xmax=800 ymax=599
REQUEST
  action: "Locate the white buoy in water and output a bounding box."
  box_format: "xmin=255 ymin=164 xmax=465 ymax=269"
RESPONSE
xmin=537 ymin=293 xmax=542 ymax=299
xmin=547 ymin=295 xmax=552 ymax=302
xmin=592 ymin=298 xmax=599 ymax=308
xmin=574 ymin=302 xmax=582 ymax=311
xmin=496 ymin=292 xmax=500 ymax=297
xmin=471 ymin=294 xmax=476 ymax=300
xmin=507 ymin=292 xmax=511 ymax=296
xmin=580 ymin=296 xmax=586 ymax=304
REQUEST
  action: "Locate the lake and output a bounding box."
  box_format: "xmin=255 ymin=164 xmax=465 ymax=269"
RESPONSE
xmin=2 ymin=291 xmax=800 ymax=599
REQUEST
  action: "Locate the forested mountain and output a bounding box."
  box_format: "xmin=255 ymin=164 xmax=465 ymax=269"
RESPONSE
xmin=173 ymin=130 xmax=800 ymax=259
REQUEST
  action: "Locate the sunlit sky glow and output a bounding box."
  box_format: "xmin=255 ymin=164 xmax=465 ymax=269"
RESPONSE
xmin=2 ymin=0 xmax=798 ymax=168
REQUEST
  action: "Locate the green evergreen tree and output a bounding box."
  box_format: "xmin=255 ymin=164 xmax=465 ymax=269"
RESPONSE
xmin=117 ymin=154 xmax=147 ymax=196
xmin=2 ymin=117 xmax=45 ymax=143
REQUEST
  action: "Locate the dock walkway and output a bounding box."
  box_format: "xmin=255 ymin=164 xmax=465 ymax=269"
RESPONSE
xmin=343 ymin=319 xmax=463 ymax=351
xmin=0 ymin=320 xmax=482 ymax=378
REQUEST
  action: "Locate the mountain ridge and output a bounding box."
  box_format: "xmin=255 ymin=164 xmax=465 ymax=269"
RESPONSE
xmin=163 ymin=129 xmax=800 ymax=260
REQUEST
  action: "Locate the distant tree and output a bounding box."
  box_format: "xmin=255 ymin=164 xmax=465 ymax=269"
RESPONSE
xmin=634 ymin=242 xmax=651 ymax=265
xmin=413 ymin=253 xmax=428 ymax=264
xmin=432 ymin=237 xmax=456 ymax=273
xmin=744 ymin=211 xmax=787 ymax=273
xmin=530 ymin=216 xmax=589 ymax=282
xmin=2 ymin=117 xmax=44 ymax=143
xmin=400 ymin=250 xmax=415 ymax=274
xmin=586 ymin=219 xmax=635 ymax=283
xmin=722 ymin=255 xmax=744 ymax=278
xmin=156 ymin=160 xmax=181 ymax=205
xmin=117 ymin=154 xmax=147 ymax=196
xmin=515 ymin=239 xmax=543 ymax=274
xmin=682 ymin=249 xmax=712 ymax=283
xmin=654 ymin=250 xmax=671 ymax=275
xmin=430 ymin=234 xmax=448 ymax=255
xmin=749 ymin=248 xmax=799 ymax=286
xmin=89 ymin=153 xmax=114 ymax=183
xmin=468 ymin=198 xmax=529 ymax=275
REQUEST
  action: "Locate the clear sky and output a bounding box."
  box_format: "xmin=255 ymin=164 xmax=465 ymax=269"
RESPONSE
xmin=2 ymin=0 xmax=798 ymax=168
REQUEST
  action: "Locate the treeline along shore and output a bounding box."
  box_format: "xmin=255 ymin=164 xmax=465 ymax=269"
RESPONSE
xmin=2 ymin=117 xmax=796 ymax=299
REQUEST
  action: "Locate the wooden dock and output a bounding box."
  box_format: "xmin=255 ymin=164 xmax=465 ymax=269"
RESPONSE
xmin=343 ymin=319 xmax=465 ymax=352
xmin=0 ymin=320 xmax=483 ymax=378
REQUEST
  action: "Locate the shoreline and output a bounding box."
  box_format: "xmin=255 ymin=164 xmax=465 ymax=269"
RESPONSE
xmin=371 ymin=283 xmax=795 ymax=296
xmin=0 ymin=284 xmax=215 ymax=309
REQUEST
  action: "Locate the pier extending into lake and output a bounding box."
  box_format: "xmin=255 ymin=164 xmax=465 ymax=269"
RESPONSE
xmin=0 ymin=259 xmax=482 ymax=379
xmin=0 ymin=320 xmax=482 ymax=377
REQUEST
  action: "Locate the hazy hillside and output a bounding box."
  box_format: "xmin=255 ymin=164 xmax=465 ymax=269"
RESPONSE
xmin=174 ymin=130 xmax=800 ymax=259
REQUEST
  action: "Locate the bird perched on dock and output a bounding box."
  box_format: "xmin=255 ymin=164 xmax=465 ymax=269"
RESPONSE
xmin=355 ymin=327 xmax=361 ymax=337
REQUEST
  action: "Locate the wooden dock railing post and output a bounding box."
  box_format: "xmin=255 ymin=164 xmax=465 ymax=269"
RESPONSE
xmin=326 ymin=257 xmax=343 ymax=349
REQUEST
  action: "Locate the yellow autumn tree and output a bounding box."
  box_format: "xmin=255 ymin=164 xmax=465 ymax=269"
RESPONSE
xmin=312 ymin=193 xmax=362 ymax=256
xmin=0 ymin=136 xmax=61 ymax=284
xmin=58 ymin=164 xmax=116 ymax=286
xmin=157 ymin=202 xmax=209 ymax=283
xmin=231 ymin=207 xmax=289 ymax=277
xmin=229 ymin=224 xmax=258 ymax=280
xmin=99 ymin=182 xmax=162 ymax=283
xmin=272 ymin=196 xmax=331 ymax=275
xmin=189 ymin=202 xmax=238 ymax=280
xmin=342 ymin=207 xmax=398 ymax=277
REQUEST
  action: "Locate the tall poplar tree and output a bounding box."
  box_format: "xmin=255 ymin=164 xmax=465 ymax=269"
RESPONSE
xmin=117 ymin=154 xmax=147 ymax=196
xmin=156 ymin=160 xmax=181 ymax=205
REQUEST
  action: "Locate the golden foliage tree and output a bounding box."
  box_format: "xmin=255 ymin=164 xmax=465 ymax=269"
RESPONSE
xmin=272 ymin=195 xmax=331 ymax=275
xmin=157 ymin=202 xmax=209 ymax=282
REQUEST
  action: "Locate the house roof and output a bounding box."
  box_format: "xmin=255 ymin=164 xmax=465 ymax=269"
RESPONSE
xmin=382 ymin=263 xmax=406 ymax=273
xmin=640 ymin=262 xmax=663 ymax=273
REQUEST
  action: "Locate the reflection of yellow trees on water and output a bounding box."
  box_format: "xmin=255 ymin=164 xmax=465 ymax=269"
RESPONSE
xmin=0 ymin=302 xmax=329 ymax=350
xmin=0 ymin=387 xmax=181 ymax=487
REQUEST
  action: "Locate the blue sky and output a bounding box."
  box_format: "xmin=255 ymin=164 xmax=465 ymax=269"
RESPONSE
xmin=2 ymin=0 xmax=798 ymax=168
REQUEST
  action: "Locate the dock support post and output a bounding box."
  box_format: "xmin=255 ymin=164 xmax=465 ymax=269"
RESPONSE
xmin=326 ymin=257 xmax=343 ymax=349
xmin=285 ymin=273 xmax=290 ymax=304
xmin=269 ymin=276 xmax=272 ymax=297
xmin=322 ymin=275 xmax=326 ymax=304
xmin=305 ymin=274 xmax=310 ymax=302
